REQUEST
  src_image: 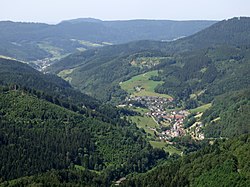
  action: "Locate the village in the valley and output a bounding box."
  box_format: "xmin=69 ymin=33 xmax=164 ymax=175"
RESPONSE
xmin=121 ymin=94 xmax=205 ymax=142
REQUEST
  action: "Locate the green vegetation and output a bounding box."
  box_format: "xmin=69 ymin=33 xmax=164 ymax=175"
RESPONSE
xmin=0 ymin=87 xmax=166 ymax=184
xmin=130 ymin=57 xmax=171 ymax=68
xmin=0 ymin=58 xmax=168 ymax=185
xmin=123 ymin=134 xmax=250 ymax=187
xmin=129 ymin=115 xmax=158 ymax=137
xmin=57 ymin=68 xmax=75 ymax=83
xmin=0 ymin=17 xmax=250 ymax=186
xmin=0 ymin=57 xmax=100 ymax=110
xmin=0 ymin=20 xmax=215 ymax=61
xmin=1 ymin=169 xmax=103 ymax=187
xmin=48 ymin=17 xmax=250 ymax=105
xmin=131 ymin=107 xmax=150 ymax=114
xmin=121 ymin=71 xmax=171 ymax=98
xmin=77 ymin=40 xmax=104 ymax=47
xmin=149 ymin=141 xmax=182 ymax=155
xmin=38 ymin=42 xmax=64 ymax=59
xmin=202 ymin=89 xmax=250 ymax=138
xmin=190 ymin=103 xmax=212 ymax=114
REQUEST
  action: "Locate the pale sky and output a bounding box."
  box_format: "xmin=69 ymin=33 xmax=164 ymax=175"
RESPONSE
xmin=1 ymin=0 xmax=250 ymax=23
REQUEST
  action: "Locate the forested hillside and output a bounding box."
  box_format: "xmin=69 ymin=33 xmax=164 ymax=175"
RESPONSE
xmin=0 ymin=57 xmax=169 ymax=185
xmin=0 ymin=16 xmax=249 ymax=187
xmin=0 ymin=57 xmax=100 ymax=108
xmin=0 ymin=57 xmax=134 ymax=121
xmin=49 ymin=17 xmax=250 ymax=104
xmin=0 ymin=86 xmax=166 ymax=184
xmin=0 ymin=20 xmax=215 ymax=61
xmin=122 ymin=134 xmax=250 ymax=187
xmin=202 ymin=89 xmax=250 ymax=138
xmin=154 ymin=44 xmax=250 ymax=103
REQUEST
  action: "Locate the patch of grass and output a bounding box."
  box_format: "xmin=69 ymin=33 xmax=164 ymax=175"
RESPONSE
xmin=75 ymin=165 xmax=86 ymax=171
xmin=77 ymin=40 xmax=104 ymax=47
xmin=131 ymin=57 xmax=170 ymax=68
xmin=131 ymin=107 xmax=150 ymax=114
xmin=121 ymin=71 xmax=171 ymax=98
xmin=58 ymin=69 xmax=75 ymax=83
xmin=0 ymin=55 xmax=17 ymax=61
xmin=149 ymin=141 xmax=182 ymax=155
xmin=74 ymin=165 xmax=101 ymax=174
xmin=129 ymin=115 xmax=158 ymax=137
xmin=190 ymin=103 xmax=212 ymax=114
xmin=38 ymin=42 xmax=63 ymax=58
xmin=77 ymin=47 xmax=86 ymax=52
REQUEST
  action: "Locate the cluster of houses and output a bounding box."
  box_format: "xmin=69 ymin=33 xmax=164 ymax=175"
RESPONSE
xmin=123 ymin=95 xmax=206 ymax=142
xmin=188 ymin=122 xmax=205 ymax=140
xmin=32 ymin=58 xmax=52 ymax=71
xmin=126 ymin=96 xmax=173 ymax=111
xmin=125 ymin=96 xmax=191 ymax=139
xmin=159 ymin=110 xmax=189 ymax=140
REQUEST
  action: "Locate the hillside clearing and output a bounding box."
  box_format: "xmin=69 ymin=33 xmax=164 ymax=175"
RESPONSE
xmin=121 ymin=71 xmax=172 ymax=98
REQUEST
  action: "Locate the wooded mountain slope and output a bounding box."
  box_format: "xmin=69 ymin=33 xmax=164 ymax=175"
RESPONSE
xmin=49 ymin=17 xmax=250 ymax=103
xmin=122 ymin=134 xmax=250 ymax=187
xmin=0 ymin=87 xmax=166 ymax=184
xmin=0 ymin=20 xmax=216 ymax=61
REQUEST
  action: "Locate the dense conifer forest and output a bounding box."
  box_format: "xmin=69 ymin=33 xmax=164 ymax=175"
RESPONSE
xmin=0 ymin=17 xmax=249 ymax=186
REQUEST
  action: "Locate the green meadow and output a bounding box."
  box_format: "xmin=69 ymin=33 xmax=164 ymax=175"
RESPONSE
xmin=121 ymin=71 xmax=172 ymax=98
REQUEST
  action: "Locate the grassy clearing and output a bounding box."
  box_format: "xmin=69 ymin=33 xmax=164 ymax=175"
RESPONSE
xmin=0 ymin=55 xmax=16 ymax=61
xmin=129 ymin=115 xmax=158 ymax=137
xmin=75 ymin=165 xmax=101 ymax=174
xmin=131 ymin=57 xmax=170 ymax=68
xmin=58 ymin=69 xmax=75 ymax=83
xmin=190 ymin=103 xmax=212 ymax=114
xmin=149 ymin=141 xmax=182 ymax=155
xmin=78 ymin=40 xmax=103 ymax=47
xmin=131 ymin=107 xmax=150 ymax=114
xmin=38 ymin=43 xmax=63 ymax=58
xmin=75 ymin=165 xmax=86 ymax=171
xmin=121 ymin=71 xmax=171 ymax=98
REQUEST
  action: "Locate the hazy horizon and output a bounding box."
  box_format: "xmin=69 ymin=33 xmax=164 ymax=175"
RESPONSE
xmin=1 ymin=0 xmax=250 ymax=24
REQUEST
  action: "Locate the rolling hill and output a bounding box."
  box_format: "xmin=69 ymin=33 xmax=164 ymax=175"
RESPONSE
xmin=0 ymin=57 xmax=167 ymax=185
xmin=0 ymin=16 xmax=250 ymax=187
xmin=48 ymin=17 xmax=250 ymax=104
xmin=0 ymin=19 xmax=216 ymax=62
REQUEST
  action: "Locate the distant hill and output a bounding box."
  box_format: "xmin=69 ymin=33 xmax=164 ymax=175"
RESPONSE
xmin=170 ymin=17 xmax=250 ymax=52
xmin=0 ymin=17 xmax=250 ymax=187
xmin=48 ymin=17 xmax=250 ymax=103
xmin=61 ymin=18 xmax=102 ymax=23
xmin=0 ymin=19 xmax=216 ymax=61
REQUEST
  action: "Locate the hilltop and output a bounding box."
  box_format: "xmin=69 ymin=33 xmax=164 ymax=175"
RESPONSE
xmin=0 ymin=19 xmax=216 ymax=62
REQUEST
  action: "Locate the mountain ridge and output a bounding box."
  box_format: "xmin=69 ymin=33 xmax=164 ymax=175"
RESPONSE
xmin=49 ymin=17 xmax=250 ymax=103
xmin=0 ymin=19 xmax=216 ymax=61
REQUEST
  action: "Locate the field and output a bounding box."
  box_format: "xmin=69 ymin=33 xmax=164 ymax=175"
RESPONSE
xmin=120 ymin=71 xmax=171 ymax=98
xmin=129 ymin=115 xmax=158 ymax=137
xmin=130 ymin=57 xmax=171 ymax=68
xmin=131 ymin=107 xmax=150 ymax=114
xmin=129 ymin=113 xmax=182 ymax=155
xmin=38 ymin=42 xmax=63 ymax=59
xmin=58 ymin=69 xmax=75 ymax=83
xmin=149 ymin=141 xmax=182 ymax=155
